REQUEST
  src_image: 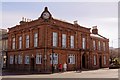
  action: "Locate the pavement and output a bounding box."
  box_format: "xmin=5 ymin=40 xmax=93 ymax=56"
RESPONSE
xmin=1 ymin=68 xmax=119 ymax=78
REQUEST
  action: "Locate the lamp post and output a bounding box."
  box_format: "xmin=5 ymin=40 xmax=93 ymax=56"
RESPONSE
xmin=52 ymin=47 xmax=54 ymax=73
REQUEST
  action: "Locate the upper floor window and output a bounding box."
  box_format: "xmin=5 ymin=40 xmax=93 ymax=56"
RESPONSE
xmin=50 ymin=53 xmax=58 ymax=64
xmin=70 ymin=35 xmax=74 ymax=48
xmin=53 ymin=32 xmax=58 ymax=47
xmin=25 ymin=55 xmax=30 ymax=64
xmin=62 ymin=34 xmax=66 ymax=48
xmin=36 ymin=54 xmax=42 ymax=64
xmin=103 ymin=42 xmax=106 ymax=51
xmin=19 ymin=36 xmax=22 ymax=49
xmin=12 ymin=37 xmax=15 ymax=49
xmin=34 ymin=33 xmax=38 ymax=47
xmin=98 ymin=41 xmax=101 ymax=50
xmin=10 ymin=55 xmax=14 ymax=64
xmin=26 ymin=35 xmax=29 ymax=48
xmin=93 ymin=40 xmax=96 ymax=50
xmin=82 ymin=38 xmax=86 ymax=49
xmin=68 ymin=54 xmax=75 ymax=64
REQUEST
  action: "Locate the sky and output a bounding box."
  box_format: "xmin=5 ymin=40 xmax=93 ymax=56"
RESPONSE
xmin=0 ymin=1 xmax=119 ymax=48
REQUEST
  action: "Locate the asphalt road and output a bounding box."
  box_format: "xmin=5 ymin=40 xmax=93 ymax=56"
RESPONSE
xmin=1 ymin=68 xmax=119 ymax=78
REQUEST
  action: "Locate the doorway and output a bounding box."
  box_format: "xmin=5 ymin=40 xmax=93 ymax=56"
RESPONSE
xmin=30 ymin=58 xmax=35 ymax=71
xmin=82 ymin=54 xmax=85 ymax=68
xmin=99 ymin=56 xmax=102 ymax=68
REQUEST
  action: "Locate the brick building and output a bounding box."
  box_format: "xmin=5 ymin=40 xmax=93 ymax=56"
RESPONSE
xmin=7 ymin=7 xmax=109 ymax=72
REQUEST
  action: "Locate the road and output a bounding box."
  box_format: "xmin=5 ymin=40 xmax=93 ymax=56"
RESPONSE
xmin=1 ymin=68 xmax=119 ymax=78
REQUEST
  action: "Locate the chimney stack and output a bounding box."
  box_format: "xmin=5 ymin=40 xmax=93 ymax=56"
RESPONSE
xmin=92 ymin=26 xmax=98 ymax=34
xmin=74 ymin=20 xmax=78 ymax=25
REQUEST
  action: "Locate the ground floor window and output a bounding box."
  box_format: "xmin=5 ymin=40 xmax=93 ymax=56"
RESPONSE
xmin=15 ymin=55 xmax=17 ymax=64
xmin=36 ymin=54 xmax=42 ymax=64
xmin=50 ymin=53 xmax=58 ymax=64
xmin=18 ymin=55 xmax=22 ymax=64
xmin=10 ymin=55 xmax=14 ymax=64
xmin=25 ymin=55 xmax=30 ymax=64
xmin=68 ymin=54 xmax=75 ymax=64
xmin=104 ymin=56 xmax=106 ymax=65
xmin=93 ymin=55 xmax=97 ymax=65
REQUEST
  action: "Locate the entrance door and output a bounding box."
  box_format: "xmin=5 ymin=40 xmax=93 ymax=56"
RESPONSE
xmin=31 ymin=58 xmax=35 ymax=71
xmin=99 ymin=56 xmax=102 ymax=68
xmin=82 ymin=54 xmax=85 ymax=68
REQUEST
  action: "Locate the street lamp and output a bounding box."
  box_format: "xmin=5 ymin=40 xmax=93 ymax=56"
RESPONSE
xmin=52 ymin=47 xmax=54 ymax=73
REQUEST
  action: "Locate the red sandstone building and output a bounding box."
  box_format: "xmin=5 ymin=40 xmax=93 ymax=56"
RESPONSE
xmin=7 ymin=7 xmax=109 ymax=72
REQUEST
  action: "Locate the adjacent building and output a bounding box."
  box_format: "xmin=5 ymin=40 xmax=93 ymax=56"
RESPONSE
xmin=7 ymin=7 xmax=109 ymax=72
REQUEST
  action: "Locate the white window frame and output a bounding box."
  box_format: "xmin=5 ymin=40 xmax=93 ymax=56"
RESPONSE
xmin=10 ymin=55 xmax=14 ymax=64
xmin=93 ymin=40 xmax=96 ymax=50
xmin=50 ymin=53 xmax=58 ymax=64
xmin=53 ymin=32 xmax=58 ymax=47
xmin=36 ymin=54 xmax=42 ymax=64
xmin=62 ymin=34 xmax=66 ymax=48
xmin=93 ymin=55 xmax=97 ymax=65
xmin=82 ymin=38 xmax=86 ymax=49
xmin=25 ymin=55 xmax=30 ymax=64
xmin=103 ymin=42 xmax=106 ymax=51
xmin=26 ymin=35 xmax=29 ymax=48
xmin=19 ymin=36 xmax=22 ymax=49
xmin=104 ymin=56 xmax=106 ymax=65
xmin=18 ymin=55 xmax=22 ymax=64
xmin=68 ymin=54 xmax=75 ymax=64
xmin=98 ymin=41 xmax=101 ymax=50
xmin=70 ymin=35 xmax=74 ymax=48
xmin=12 ymin=37 xmax=15 ymax=49
xmin=34 ymin=33 xmax=38 ymax=47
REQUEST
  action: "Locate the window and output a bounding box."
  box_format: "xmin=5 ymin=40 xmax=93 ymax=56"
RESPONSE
xmin=93 ymin=55 xmax=97 ymax=65
xmin=68 ymin=54 xmax=75 ymax=64
xmin=15 ymin=55 xmax=17 ymax=64
xmin=18 ymin=55 xmax=22 ymax=64
xmin=26 ymin=35 xmax=29 ymax=48
xmin=104 ymin=56 xmax=106 ymax=65
xmin=10 ymin=55 xmax=14 ymax=64
xmin=103 ymin=42 xmax=106 ymax=51
xmin=98 ymin=41 xmax=101 ymax=50
xmin=25 ymin=55 xmax=30 ymax=64
xmin=53 ymin=32 xmax=58 ymax=47
xmin=12 ymin=37 xmax=15 ymax=49
xmin=50 ymin=53 xmax=58 ymax=64
xmin=70 ymin=35 xmax=74 ymax=48
xmin=62 ymin=34 xmax=66 ymax=48
xmin=34 ymin=33 xmax=38 ymax=47
xmin=93 ymin=40 xmax=96 ymax=50
xmin=36 ymin=54 xmax=42 ymax=64
xmin=82 ymin=38 xmax=86 ymax=49
xmin=19 ymin=36 xmax=22 ymax=49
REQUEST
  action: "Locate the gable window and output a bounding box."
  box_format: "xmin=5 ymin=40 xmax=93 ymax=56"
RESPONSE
xmin=50 ymin=53 xmax=58 ymax=64
xmin=26 ymin=35 xmax=29 ymax=48
xmin=82 ymin=38 xmax=86 ymax=49
xmin=70 ymin=35 xmax=74 ymax=48
xmin=12 ymin=37 xmax=15 ymax=49
xmin=36 ymin=54 xmax=42 ymax=64
xmin=62 ymin=34 xmax=66 ymax=48
xmin=53 ymin=32 xmax=58 ymax=47
xmin=18 ymin=55 xmax=22 ymax=64
xmin=103 ymin=42 xmax=106 ymax=51
xmin=25 ymin=55 xmax=30 ymax=64
xmin=10 ymin=55 xmax=14 ymax=64
xmin=68 ymin=54 xmax=75 ymax=64
xmin=93 ymin=55 xmax=97 ymax=65
xmin=93 ymin=40 xmax=96 ymax=50
xmin=19 ymin=36 xmax=22 ymax=49
xmin=34 ymin=33 xmax=38 ymax=47
xmin=98 ymin=41 xmax=101 ymax=50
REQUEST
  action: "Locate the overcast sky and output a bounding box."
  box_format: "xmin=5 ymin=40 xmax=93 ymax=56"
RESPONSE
xmin=1 ymin=1 xmax=119 ymax=48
